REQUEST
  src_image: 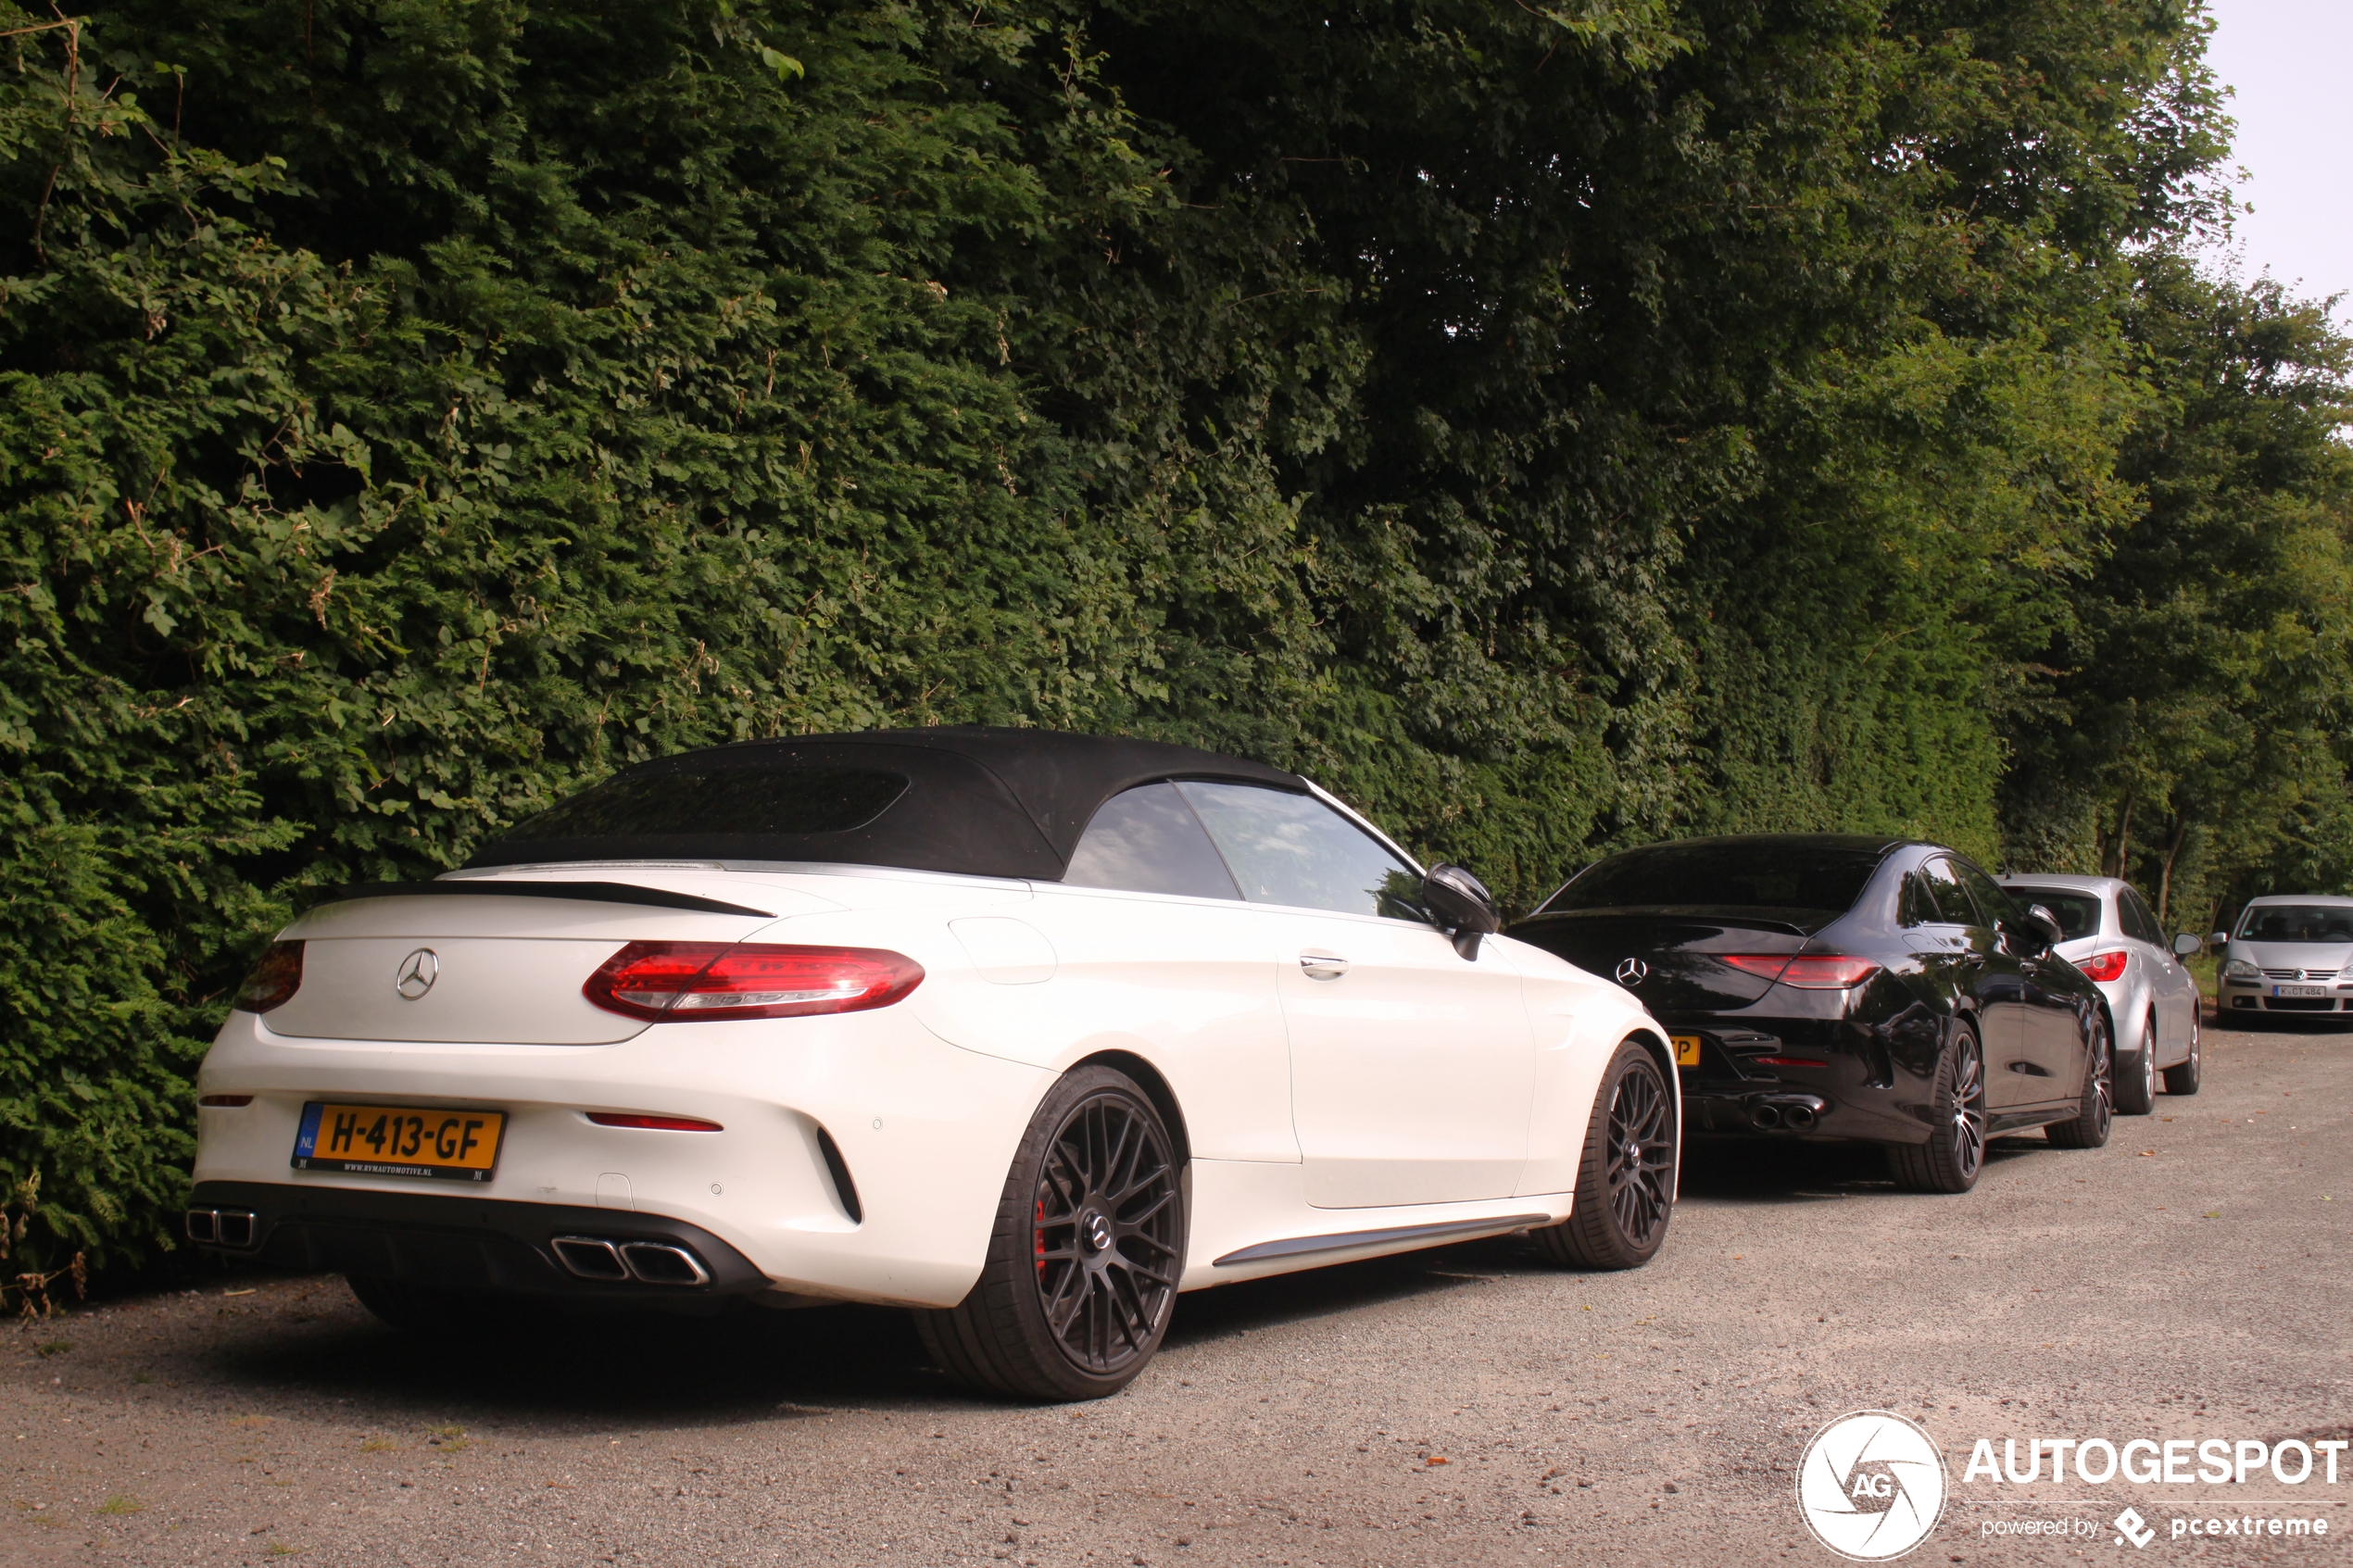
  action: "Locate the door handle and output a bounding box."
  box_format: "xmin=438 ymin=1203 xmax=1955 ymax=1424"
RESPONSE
xmin=1298 ymin=952 xmax=1350 ymax=981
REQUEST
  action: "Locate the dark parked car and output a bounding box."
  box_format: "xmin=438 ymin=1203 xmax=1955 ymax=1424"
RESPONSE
xmin=1504 ymin=834 xmax=2112 ymax=1193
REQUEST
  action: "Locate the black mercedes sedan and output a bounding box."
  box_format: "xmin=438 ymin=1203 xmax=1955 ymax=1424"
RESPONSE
xmin=1504 ymin=834 xmax=2113 ymax=1193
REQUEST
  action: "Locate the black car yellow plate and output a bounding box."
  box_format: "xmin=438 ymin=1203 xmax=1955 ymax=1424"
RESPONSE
xmin=292 ymin=1102 xmax=505 ymax=1182
xmin=1671 ymin=1034 xmax=1703 ymax=1067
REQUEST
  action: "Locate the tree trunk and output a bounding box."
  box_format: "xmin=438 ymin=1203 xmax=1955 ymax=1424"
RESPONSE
xmin=2157 ymin=817 xmax=2190 ymax=928
xmin=2105 ymin=790 xmax=2136 ymax=880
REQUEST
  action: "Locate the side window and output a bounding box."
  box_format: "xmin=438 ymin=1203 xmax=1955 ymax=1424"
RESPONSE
xmin=1910 ymin=858 xmax=1971 ymax=925
xmin=1175 ymin=782 xmax=1424 ymax=920
xmin=2120 ymin=891 xmax=2161 ymax=945
xmin=1953 ymin=862 xmax=2017 ymax=929
xmin=1900 ymin=872 xmax=1939 ymax=926
xmin=1061 ymin=783 xmax=1240 ymax=900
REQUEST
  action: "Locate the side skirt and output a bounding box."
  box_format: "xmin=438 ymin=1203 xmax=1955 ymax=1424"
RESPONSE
xmin=1213 ymin=1213 xmax=1554 ymax=1269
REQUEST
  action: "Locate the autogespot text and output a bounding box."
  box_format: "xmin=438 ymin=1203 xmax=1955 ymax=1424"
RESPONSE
xmin=1962 ymin=1436 xmax=2347 ymax=1486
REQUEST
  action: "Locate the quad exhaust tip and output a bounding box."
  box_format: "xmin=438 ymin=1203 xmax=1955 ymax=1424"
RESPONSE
xmin=185 ymin=1208 xmax=258 ymax=1248
xmin=1748 ymin=1095 xmax=1825 ymax=1133
xmin=551 ymin=1235 xmax=711 ymax=1286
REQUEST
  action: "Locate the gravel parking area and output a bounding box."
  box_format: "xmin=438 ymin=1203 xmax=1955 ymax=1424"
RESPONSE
xmin=6 ymin=1017 xmax=2347 ymax=1566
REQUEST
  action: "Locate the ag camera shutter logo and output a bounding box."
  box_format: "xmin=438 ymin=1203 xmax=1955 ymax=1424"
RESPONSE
xmin=1796 ymin=1410 xmax=1949 ymax=1561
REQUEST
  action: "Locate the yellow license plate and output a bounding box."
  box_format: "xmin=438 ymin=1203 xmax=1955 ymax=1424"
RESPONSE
xmin=1671 ymin=1035 xmax=1703 ymax=1068
xmin=293 ymin=1102 xmax=506 ymax=1183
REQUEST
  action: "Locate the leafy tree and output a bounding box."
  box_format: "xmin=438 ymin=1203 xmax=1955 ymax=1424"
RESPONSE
xmin=2004 ymin=254 xmax=2353 ymax=929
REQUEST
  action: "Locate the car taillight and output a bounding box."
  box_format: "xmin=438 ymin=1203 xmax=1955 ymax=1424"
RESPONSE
xmin=2075 ymin=949 xmax=2129 ymax=983
xmin=233 ymin=941 xmax=304 ymax=1013
xmin=585 ymin=1112 xmax=724 ymax=1132
xmin=1721 ymin=953 xmax=1881 ymax=989
xmin=583 ymin=942 xmax=925 ymax=1022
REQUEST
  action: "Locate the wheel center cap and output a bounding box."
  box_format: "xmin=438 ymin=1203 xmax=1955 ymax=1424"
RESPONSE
xmin=1081 ymin=1210 xmax=1114 ymax=1254
xmin=1625 ymin=1141 xmax=1641 ymax=1165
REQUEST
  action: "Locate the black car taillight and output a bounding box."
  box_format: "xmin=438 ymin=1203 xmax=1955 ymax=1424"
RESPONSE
xmin=583 ymin=942 xmax=925 ymax=1022
xmin=233 ymin=941 xmax=305 ymax=1013
xmin=1719 ymin=953 xmax=1881 ymax=989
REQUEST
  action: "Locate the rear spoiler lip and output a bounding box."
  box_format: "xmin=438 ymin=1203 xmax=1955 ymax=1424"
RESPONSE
xmin=303 ymin=881 xmax=777 ymax=920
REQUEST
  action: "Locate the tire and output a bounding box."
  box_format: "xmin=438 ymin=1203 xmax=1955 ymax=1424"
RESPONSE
xmin=914 ymin=1065 xmax=1186 ymax=1402
xmin=346 ymin=1274 xmax=538 ymax=1336
xmin=1886 ymin=1023 xmax=1988 ymax=1194
xmin=2115 ymin=1011 xmax=2158 ymax=1116
xmin=2046 ymin=1013 xmax=2114 ymax=1148
xmin=1530 ymin=1037 xmax=1675 ymax=1270
xmin=2163 ymin=1011 xmax=2203 ymax=1096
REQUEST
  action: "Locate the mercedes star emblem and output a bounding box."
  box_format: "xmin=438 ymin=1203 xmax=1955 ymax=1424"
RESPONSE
xmin=395 ymin=947 xmax=440 ymax=1000
xmin=1614 ymin=956 xmax=1648 ymax=987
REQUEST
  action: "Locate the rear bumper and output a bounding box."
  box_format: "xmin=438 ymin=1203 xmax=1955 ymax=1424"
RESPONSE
xmin=191 ymin=1005 xmax=1052 ymax=1308
xmin=1680 ymin=1085 xmax=1930 ymax=1143
xmin=189 ymin=1180 xmax=773 ymax=1304
xmin=1667 ymin=1012 xmax=1937 ymax=1145
xmin=2222 ymin=989 xmax=2353 ymax=1015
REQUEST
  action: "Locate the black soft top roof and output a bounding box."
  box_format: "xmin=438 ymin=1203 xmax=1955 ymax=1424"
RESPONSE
xmin=467 ymin=726 xmax=1305 ymax=881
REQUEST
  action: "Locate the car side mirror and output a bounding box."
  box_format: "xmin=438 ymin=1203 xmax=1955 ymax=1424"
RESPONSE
xmin=2208 ymin=931 xmax=2229 ymax=947
xmin=2018 ymin=904 xmax=2064 ymax=951
xmin=2173 ymin=932 xmax=2204 ymax=957
xmin=1421 ymin=863 xmax=1500 ymax=960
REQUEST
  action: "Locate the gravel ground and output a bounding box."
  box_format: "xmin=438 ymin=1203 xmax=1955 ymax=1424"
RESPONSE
xmin=5 ymin=1016 xmax=2347 ymax=1567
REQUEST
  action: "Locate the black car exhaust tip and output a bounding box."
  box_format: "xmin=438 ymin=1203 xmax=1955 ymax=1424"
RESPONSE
xmin=1744 ymin=1093 xmax=1828 ymax=1134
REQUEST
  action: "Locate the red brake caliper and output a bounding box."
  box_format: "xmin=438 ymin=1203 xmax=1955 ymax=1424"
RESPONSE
xmin=1035 ymin=1197 xmax=1047 ymax=1275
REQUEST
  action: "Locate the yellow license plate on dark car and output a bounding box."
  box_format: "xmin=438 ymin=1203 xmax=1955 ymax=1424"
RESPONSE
xmin=292 ymin=1102 xmax=505 ymax=1183
xmin=1671 ymin=1035 xmax=1702 ymax=1067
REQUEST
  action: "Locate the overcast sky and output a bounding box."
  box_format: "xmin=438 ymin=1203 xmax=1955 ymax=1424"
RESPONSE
xmin=2204 ymin=0 xmax=2352 ymax=316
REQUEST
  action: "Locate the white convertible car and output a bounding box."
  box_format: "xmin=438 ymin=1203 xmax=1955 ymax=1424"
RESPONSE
xmin=191 ymin=729 xmax=1679 ymax=1399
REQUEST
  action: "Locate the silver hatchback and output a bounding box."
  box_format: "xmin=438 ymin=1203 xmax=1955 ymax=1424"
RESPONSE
xmin=1996 ymin=873 xmax=2204 ymax=1113
xmin=2212 ymin=895 xmax=2353 ymax=1032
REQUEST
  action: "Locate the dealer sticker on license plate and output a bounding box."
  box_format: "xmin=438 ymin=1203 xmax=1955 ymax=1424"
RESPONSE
xmin=1671 ymin=1034 xmax=1703 ymax=1067
xmin=2272 ymin=985 xmax=2328 ymax=998
xmin=292 ymin=1102 xmax=505 ymax=1182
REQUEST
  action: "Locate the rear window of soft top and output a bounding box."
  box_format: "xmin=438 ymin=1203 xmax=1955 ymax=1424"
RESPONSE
xmin=494 ymin=765 xmax=908 ymax=846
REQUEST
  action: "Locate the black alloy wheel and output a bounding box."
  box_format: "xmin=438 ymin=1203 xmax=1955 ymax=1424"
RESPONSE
xmin=2047 ymin=1015 xmax=2114 ymax=1148
xmin=2162 ymin=1011 xmax=2203 ymax=1096
xmin=1887 ymin=1024 xmax=1988 ymax=1193
xmin=916 ymin=1065 xmax=1186 ymax=1401
xmin=1533 ymin=1037 xmax=1675 ymax=1269
xmin=2116 ymin=1011 xmax=2158 ymax=1116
